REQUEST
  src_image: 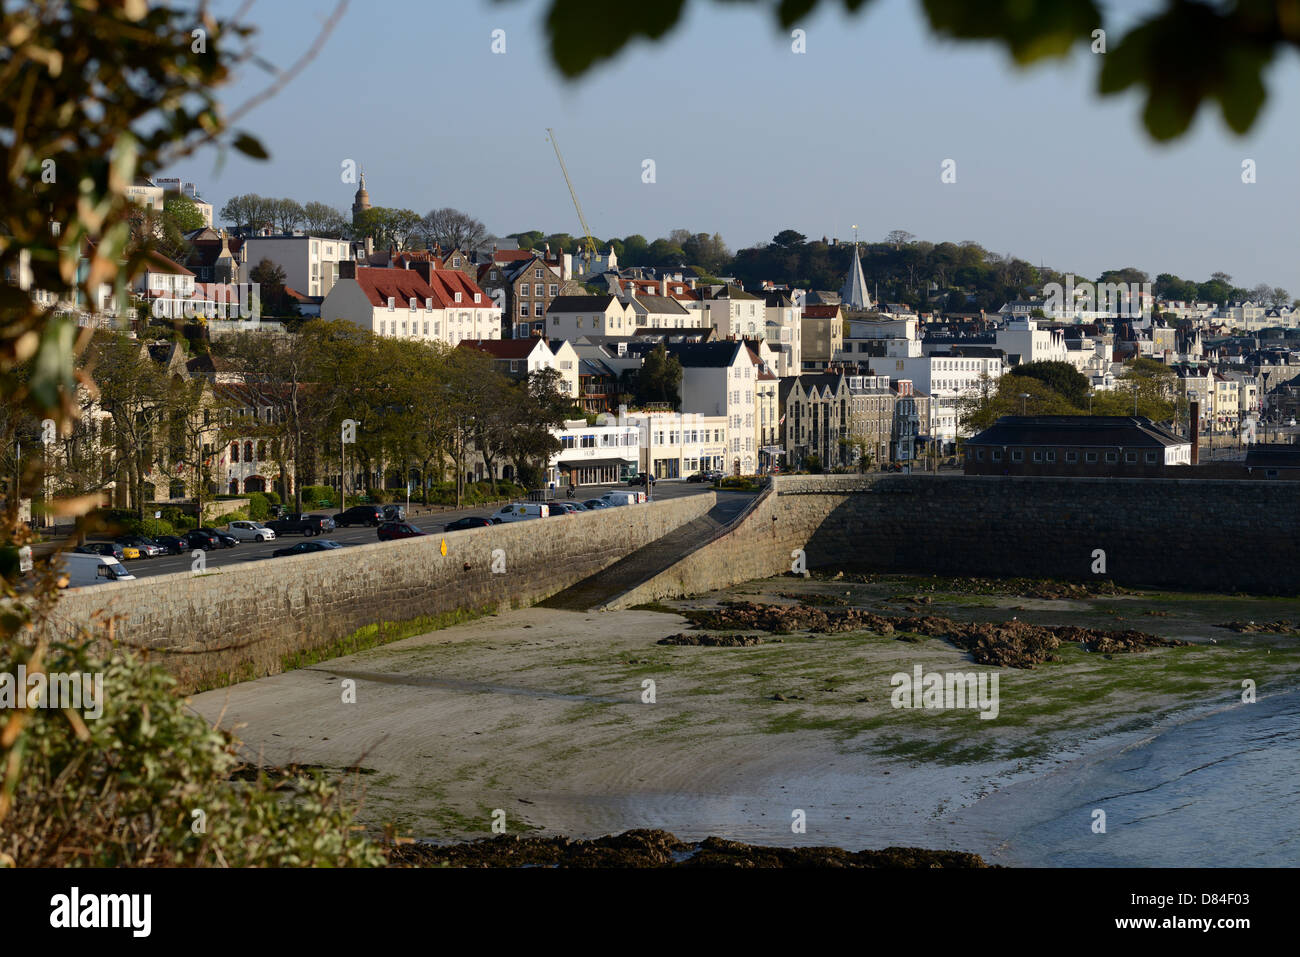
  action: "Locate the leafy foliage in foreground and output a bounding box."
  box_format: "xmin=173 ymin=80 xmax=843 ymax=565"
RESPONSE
xmin=0 ymin=588 xmax=383 ymax=867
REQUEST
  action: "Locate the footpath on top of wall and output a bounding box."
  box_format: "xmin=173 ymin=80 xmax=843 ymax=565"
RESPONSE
xmin=53 ymin=491 xmax=717 ymax=693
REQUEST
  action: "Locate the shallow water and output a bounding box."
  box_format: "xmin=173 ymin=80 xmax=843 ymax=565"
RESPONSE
xmin=954 ymin=688 xmax=1300 ymax=866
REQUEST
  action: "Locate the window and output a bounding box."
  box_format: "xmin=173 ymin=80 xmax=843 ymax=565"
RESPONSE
xmin=1124 ymin=451 xmax=1137 ymax=464
xmin=1011 ymin=450 xmax=1024 ymax=462
xmin=410 ymin=298 xmax=418 ymax=311
xmin=426 ymin=298 xmax=433 ymax=311
xmin=454 ymin=292 xmax=462 ymax=303
xmin=549 ymin=284 xmax=558 ymax=296
xmin=1104 ymin=451 xmax=1117 ymax=463
xmin=975 ymin=449 xmax=984 ymax=461
xmin=1032 ymin=451 xmax=1042 ymax=463
xmin=1085 ymin=451 xmax=1098 ymax=463
xmin=534 ymin=268 xmax=543 ymax=279
xmin=991 ymin=450 xmax=1003 ymax=462
xmin=1144 ymin=451 xmax=1158 ymax=464
xmin=387 ymin=297 xmax=395 ymax=311
xmin=1045 ymin=450 xmax=1056 ymax=463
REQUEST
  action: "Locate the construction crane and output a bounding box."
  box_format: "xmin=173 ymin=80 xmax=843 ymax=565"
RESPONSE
xmin=545 ymin=128 xmax=598 ymax=268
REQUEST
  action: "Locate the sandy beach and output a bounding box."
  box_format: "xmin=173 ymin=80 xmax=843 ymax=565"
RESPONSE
xmin=188 ymin=574 xmax=1300 ymax=862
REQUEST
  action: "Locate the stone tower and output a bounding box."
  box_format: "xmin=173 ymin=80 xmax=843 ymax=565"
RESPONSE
xmin=351 ymin=168 xmax=371 ymax=222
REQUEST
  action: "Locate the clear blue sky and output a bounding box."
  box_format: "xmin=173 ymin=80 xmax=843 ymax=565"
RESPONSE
xmin=168 ymin=0 xmax=1300 ymax=294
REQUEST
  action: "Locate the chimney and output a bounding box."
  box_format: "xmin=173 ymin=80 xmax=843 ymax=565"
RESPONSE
xmin=410 ymin=260 xmax=433 ymax=283
xmin=338 ymin=260 xmax=356 ymax=280
xmin=661 ymin=276 xmax=668 ymax=297
xmin=1189 ymin=400 xmax=1199 ymax=465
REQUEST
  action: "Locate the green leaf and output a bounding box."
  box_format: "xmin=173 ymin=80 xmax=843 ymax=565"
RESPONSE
xmin=232 ymin=131 xmax=269 ymax=160
xmin=547 ymin=0 xmax=688 ymax=78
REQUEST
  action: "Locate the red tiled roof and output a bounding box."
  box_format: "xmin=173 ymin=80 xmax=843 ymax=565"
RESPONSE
xmin=492 ymin=249 xmax=535 ymax=263
xmin=353 ymin=266 xmax=491 ymax=310
xmin=802 ymin=304 xmax=841 ymax=319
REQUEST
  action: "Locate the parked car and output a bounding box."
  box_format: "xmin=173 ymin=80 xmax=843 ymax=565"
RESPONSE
xmin=334 ymin=505 xmax=384 ymax=527
xmin=272 ymin=539 xmax=343 ymax=558
xmin=226 ymin=520 xmax=276 ymax=542
xmin=627 ymin=472 xmax=657 ymax=486
xmin=490 ymin=502 xmax=549 ymax=523
xmin=582 ymin=499 xmax=610 ymax=510
xmin=381 ymin=504 xmax=406 ymax=522
xmin=115 ymin=535 xmax=165 ymax=558
xmin=59 ymin=552 xmax=136 ymax=587
xmin=600 ymin=491 xmax=641 ymax=507
xmin=377 ymin=521 xmax=426 ymax=541
xmin=266 ymin=513 xmax=336 ymax=536
xmin=444 ymin=515 xmax=492 ymax=532
xmin=192 ymin=526 xmax=237 ymax=549
xmin=183 ymin=528 xmax=221 ymax=550
xmin=551 ymin=502 xmax=582 ymax=515
xmin=75 ymin=542 xmax=127 ymax=561
xmin=152 ymin=535 xmax=187 ymax=555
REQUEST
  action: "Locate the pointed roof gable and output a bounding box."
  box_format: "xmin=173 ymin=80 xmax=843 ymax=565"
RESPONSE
xmin=839 ymin=244 xmax=872 ymax=310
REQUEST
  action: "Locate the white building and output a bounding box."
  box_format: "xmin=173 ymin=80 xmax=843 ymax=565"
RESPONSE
xmin=547 ymin=418 xmax=640 ymax=486
xmin=545 ymin=295 xmax=638 ymax=340
xmin=624 ymin=411 xmax=729 ymax=479
xmin=995 ymin=317 xmax=1068 ymax=363
xmin=321 ymin=262 xmax=500 ymax=346
xmin=239 ymin=234 xmax=354 ymax=299
xmin=690 ymin=286 xmax=766 ymax=340
xmin=155 ymin=178 xmax=214 ymax=227
xmin=669 ymin=340 xmax=759 ymax=474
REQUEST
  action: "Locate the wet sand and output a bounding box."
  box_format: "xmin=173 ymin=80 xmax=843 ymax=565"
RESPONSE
xmin=188 ymin=575 xmax=1300 ymax=861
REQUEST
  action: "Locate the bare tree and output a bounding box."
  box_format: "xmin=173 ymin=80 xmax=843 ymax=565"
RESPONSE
xmin=419 ymin=208 xmax=489 ymax=252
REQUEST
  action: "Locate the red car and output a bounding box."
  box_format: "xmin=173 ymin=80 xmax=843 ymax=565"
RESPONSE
xmin=377 ymin=521 xmax=426 ymax=541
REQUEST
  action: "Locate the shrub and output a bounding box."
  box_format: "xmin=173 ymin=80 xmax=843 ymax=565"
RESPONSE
xmin=300 ymin=485 xmax=333 ymax=507
xmin=247 ymin=492 xmax=269 ymax=521
xmin=0 ymin=623 xmax=385 ymax=867
xmin=139 ymin=518 xmax=175 ymax=538
xmin=263 ymin=489 xmax=281 ymax=506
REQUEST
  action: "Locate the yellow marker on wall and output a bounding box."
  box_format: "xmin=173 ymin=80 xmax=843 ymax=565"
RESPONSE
xmin=440 ymin=538 xmax=447 ymax=556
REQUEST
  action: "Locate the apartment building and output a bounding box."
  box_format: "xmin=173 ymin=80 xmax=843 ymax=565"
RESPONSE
xmin=322 ymin=262 xmax=501 ymax=346
xmin=667 ymin=341 xmax=759 ymax=474
xmin=239 ymin=234 xmax=354 ymax=298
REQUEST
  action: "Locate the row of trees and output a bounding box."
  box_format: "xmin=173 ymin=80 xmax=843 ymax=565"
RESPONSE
xmin=211 ymin=320 xmax=577 ymax=509
xmin=957 ymin=360 xmax=1178 ymax=433
xmin=217 ymin=195 xmax=494 ymax=253
xmin=8 ymin=321 xmax=582 ymax=522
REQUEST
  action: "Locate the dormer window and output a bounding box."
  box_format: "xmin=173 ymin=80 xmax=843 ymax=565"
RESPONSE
xmin=387 ymin=297 xmax=395 ymax=311
xmin=426 ymin=298 xmax=433 ymax=311
xmin=455 ymin=291 xmax=462 ymax=303
xmin=409 ymin=298 xmax=418 ymax=311
xmin=474 ymin=292 xmax=481 ymax=303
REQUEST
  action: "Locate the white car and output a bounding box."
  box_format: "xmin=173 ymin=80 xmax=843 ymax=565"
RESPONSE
xmin=226 ymin=520 xmax=276 ymax=542
xmin=600 ymin=491 xmax=641 ymax=507
xmin=490 ymin=502 xmax=549 ymax=523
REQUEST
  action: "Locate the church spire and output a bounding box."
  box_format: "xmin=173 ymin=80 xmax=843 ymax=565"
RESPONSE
xmin=839 ymin=240 xmax=872 ymax=311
